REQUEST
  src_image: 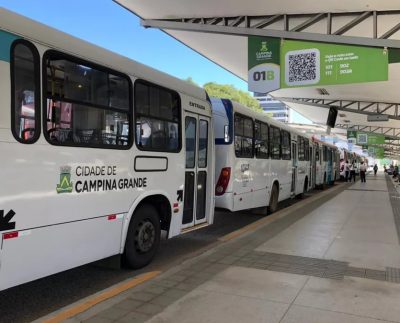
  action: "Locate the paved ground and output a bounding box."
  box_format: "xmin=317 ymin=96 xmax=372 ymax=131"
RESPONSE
xmin=41 ymin=172 xmax=400 ymax=323
xmin=0 ymin=195 xmax=306 ymax=323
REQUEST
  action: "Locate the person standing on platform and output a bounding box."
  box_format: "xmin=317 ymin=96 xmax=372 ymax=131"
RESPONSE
xmin=349 ymin=162 xmax=356 ymax=182
xmin=345 ymin=160 xmax=350 ymax=182
xmin=373 ymin=164 xmax=378 ymax=175
xmin=360 ymin=162 xmax=367 ymax=183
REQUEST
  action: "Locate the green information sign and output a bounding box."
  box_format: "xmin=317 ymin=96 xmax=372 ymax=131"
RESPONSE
xmin=368 ymin=147 xmax=385 ymax=159
xmin=281 ymin=40 xmax=388 ymax=88
xmin=248 ymin=36 xmax=280 ymax=93
xmin=376 ymin=148 xmax=385 ymax=159
xmin=347 ymin=131 xmax=385 ymax=145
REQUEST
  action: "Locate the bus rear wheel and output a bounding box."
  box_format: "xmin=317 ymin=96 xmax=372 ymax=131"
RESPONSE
xmin=124 ymin=204 xmax=160 ymax=269
xmin=267 ymin=184 xmax=279 ymax=214
xmin=299 ymin=177 xmax=308 ymax=199
xmin=322 ymin=172 xmax=327 ymax=189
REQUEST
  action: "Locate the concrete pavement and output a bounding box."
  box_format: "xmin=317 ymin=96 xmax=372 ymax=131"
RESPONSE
xmin=40 ymin=172 xmax=400 ymax=323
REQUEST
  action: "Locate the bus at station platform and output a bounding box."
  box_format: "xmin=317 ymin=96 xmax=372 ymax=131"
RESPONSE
xmin=0 ymin=8 xmax=359 ymax=291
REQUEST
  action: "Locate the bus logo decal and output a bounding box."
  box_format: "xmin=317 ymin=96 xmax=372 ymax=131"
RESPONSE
xmin=56 ymin=166 xmax=73 ymax=194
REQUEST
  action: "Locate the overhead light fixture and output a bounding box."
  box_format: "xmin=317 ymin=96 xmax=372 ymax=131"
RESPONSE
xmin=317 ymin=88 xmax=330 ymax=95
xmin=367 ymin=114 xmax=389 ymax=122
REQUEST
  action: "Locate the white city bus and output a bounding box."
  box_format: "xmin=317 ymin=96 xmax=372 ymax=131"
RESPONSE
xmin=212 ymin=98 xmax=311 ymax=213
xmin=0 ymin=9 xmax=215 ymax=291
xmin=312 ymin=137 xmax=340 ymax=187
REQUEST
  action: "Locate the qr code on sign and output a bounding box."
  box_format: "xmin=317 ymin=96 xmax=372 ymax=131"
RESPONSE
xmin=285 ymin=48 xmax=320 ymax=86
xmin=357 ymin=133 xmax=368 ymax=145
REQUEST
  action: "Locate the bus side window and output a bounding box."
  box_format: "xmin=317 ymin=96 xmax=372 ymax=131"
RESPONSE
xmin=254 ymin=120 xmax=268 ymax=159
xmin=234 ymin=114 xmax=253 ymax=158
xmin=298 ymin=137 xmax=304 ymax=161
xmin=304 ymin=139 xmax=309 ymax=161
xmin=43 ymin=51 xmax=132 ymax=148
xmin=135 ymin=81 xmax=181 ymax=152
xmin=281 ymin=131 xmax=291 ymax=160
xmin=269 ymin=126 xmax=281 ymax=160
xmin=11 ymin=40 xmax=40 ymax=143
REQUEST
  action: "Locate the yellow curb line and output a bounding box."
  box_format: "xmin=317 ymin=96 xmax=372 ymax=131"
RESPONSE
xmin=43 ymin=271 xmax=161 ymax=323
xmin=219 ymin=183 xmax=345 ymax=242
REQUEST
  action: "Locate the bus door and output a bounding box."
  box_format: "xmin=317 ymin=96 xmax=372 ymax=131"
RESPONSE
xmin=311 ymin=144 xmax=317 ymax=188
xmin=291 ymin=142 xmax=297 ymax=196
xmin=182 ymin=112 xmax=211 ymax=228
xmin=309 ymin=145 xmax=313 ymax=189
xmin=327 ymin=148 xmax=333 ymax=183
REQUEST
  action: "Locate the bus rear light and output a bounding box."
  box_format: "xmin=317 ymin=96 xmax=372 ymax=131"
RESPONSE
xmin=215 ymin=167 xmax=231 ymax=196
xmin=3 ymin=231 xmax=18 ymax=240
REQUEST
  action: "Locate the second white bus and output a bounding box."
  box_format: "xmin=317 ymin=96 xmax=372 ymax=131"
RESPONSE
xmin=212 ymin=98 xmax=312 ymax=213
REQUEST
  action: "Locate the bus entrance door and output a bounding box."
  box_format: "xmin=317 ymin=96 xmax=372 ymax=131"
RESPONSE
xmin=291 ymin=142 xmax=297 ymax=196
xmin=311 ymin=144 xmax=317 ymax=188
xmin=182 ymin=113 xmax=210 ymax=229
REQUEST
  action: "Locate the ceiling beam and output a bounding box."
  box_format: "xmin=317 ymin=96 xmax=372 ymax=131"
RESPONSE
xmin=276 ymin=97 xmax=400 ymax=120
xmin=141 ymin=18 xmax=400 ymax=48
xmin=142 ymin=10 xmax=400 ymax=48
xmin=290 ymin=13 xmax=326 ymax=32
xmin=332 ymin=11 xmax=372 ymax=35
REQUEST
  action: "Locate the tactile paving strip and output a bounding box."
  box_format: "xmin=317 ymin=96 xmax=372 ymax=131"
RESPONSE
xmin=213 ymin=250 xmax=398 ymax=283
xmin=345 ymin=188 xmax=388 ymax=192
xmin=386 ymin=267 xmax=400 ymax=283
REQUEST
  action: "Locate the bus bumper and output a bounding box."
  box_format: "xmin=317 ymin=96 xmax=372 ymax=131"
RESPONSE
xmin=215 ymin=193 xmax=234 ymax=211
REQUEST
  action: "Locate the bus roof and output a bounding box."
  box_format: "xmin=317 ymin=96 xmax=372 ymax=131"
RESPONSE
xmin=311 ymin=136 xmax=338 ymax=149
xmin=0 ymin=8 xmax=207 ymax=102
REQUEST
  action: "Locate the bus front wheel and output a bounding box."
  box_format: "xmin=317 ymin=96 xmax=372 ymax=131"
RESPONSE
xmin=124 ymin=204 xmax=161 ymax=269
xmin=268 ymin=184 xmax=279 ymax=214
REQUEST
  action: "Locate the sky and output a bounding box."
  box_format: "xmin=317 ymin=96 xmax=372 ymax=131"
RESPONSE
xmin=0 ymin=0 xmax=310 ymax=123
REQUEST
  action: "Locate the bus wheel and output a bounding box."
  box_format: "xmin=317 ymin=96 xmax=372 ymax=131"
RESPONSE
xmin=124 ymin=204 xmax=160 ymax=269
xmin=299 ymin=177 xmax=308 ymax=199
xmin=268 ymin=184 xmax=279 ymax=214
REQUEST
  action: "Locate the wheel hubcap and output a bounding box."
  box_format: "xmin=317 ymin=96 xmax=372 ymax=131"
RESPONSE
xmin=135 ymin=220 xmax=155 ymax=253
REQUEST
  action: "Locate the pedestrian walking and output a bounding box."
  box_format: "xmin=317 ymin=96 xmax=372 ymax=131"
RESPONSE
xmin=373 ymin=164 xmax=378 ymax=176
xmin=345 ymin=160 xmax=350 ymax=182
xmin=360 ymin=162 xmax=367 ymax=183
xmin=349 ymin=162 xmax=356 ymax=182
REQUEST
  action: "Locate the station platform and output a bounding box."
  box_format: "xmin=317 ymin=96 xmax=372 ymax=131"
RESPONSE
xmin=41 ymin=172 xmax=400 ymax=323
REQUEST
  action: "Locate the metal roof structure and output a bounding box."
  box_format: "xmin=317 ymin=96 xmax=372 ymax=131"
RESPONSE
xmin=115 ymin=0 xmax=400 ymax=157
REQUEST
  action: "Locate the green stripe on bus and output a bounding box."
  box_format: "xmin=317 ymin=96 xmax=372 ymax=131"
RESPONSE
xmin=0 ymin=30 xmax=20 ymax=62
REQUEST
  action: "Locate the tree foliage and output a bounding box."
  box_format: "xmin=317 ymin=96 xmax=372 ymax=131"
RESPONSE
xmin=185 ymin=77 xmax=199 ymax=86
xmin=203 ymin=82 xmax=262 ymax=112
xmin=183 ymin=78 xmax=262 ymax=112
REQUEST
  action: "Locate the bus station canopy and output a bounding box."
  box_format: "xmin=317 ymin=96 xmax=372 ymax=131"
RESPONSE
xmin=116 ymin=0 xmax=400 ymax=154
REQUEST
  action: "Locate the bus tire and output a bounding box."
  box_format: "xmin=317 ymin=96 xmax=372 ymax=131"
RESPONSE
xmin=124 ymin=204 xmax=160 ymax=269
xmin=304 ymin=177 xmax=308 ymax=193
xmin=299 ymin=177 xmax=308 ymax=199
xmin=268 ymin=184 xmax=279 ymax=214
